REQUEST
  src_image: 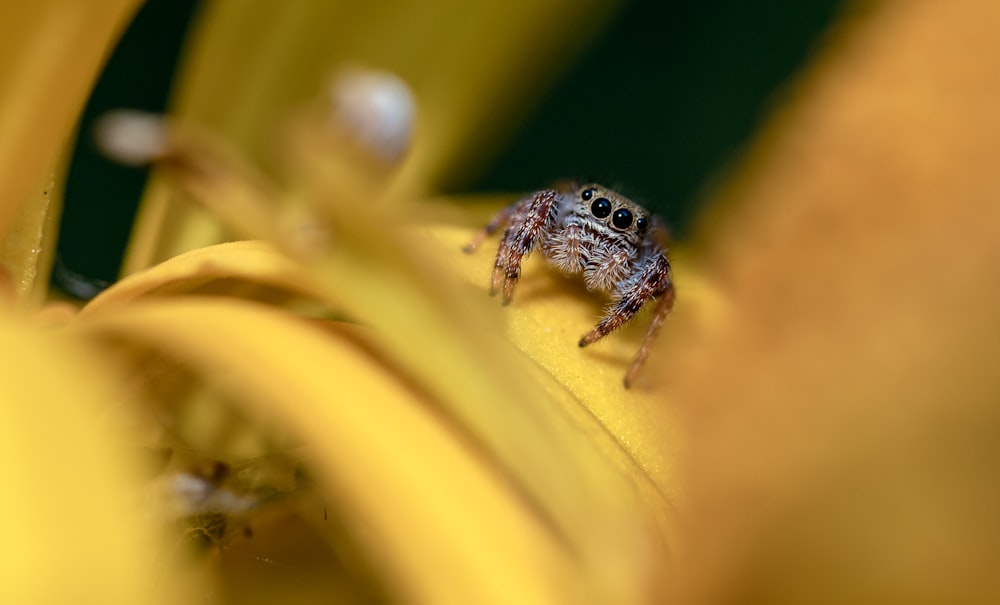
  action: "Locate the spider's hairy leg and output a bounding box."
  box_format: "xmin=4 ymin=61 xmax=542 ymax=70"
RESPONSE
xmin=462 ymin=202 xmax=519 ymax=253
xmin=624 ymin=282 xmax=674 ymax=388
xmin=578 ymin=254 xmax=672 ymax=383
xmin=489 ymin=189 xmax=558 ymax=305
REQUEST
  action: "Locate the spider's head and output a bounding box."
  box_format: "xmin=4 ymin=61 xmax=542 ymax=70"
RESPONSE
xmin=575 ymin=183 xmax=651 ymax=241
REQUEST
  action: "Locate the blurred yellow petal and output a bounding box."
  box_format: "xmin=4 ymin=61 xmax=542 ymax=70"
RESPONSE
xmin=81 ymin=240 xmax=335 ymax=316
xmin=156 ymin=0 xmax=618 ymax=177
xmin=0 ymin=160 xmax=60 ymax=307
xmin=0 ymin=1 xmax=139 ymax=246
xmin=124 ymin=0 xmax=621 ymax=272
xmin=72 ymin=296 xmax=645 ymax=605
xmin=0 ymin=313 xmax=176 ymax=604
xmin=656 ymin=1 xmax=1000 ymax=602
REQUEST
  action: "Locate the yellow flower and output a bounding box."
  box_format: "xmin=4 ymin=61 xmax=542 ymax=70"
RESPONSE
xmin=8 ymin=1 xmax=1000 ymax=604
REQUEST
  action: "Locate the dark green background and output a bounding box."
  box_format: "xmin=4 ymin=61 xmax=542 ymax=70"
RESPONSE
xmin=56 ymin=0 xmax=842 ymax=297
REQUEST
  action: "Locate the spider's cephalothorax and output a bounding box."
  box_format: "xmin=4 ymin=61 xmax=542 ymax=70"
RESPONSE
xmin=464 ymin=182 xmax=675 ymax=388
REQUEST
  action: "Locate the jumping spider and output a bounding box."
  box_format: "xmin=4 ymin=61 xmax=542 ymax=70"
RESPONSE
xmin=464 ymin=182 xmax=674 ymax=388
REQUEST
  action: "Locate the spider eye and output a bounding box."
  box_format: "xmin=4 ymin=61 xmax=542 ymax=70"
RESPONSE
xmin=591 ymin=197 xmax=612 ymax=218
xmin=612 ymin=208 xmax=633 ymax=229
xmin=581 ymin=188 xmax=596 ymax=201
xmin=635 ymin=216 xmax=648 ymax=231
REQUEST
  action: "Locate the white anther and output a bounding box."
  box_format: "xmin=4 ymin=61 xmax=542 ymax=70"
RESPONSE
xmin=93 ymin=110 xmax=169 ymax=166
xmin=328 ymin=67 xmax=416 ymax=164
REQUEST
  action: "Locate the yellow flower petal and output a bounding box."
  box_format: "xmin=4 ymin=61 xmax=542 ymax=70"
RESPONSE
xmin=0 ymin=1 xmax=140 ymax=243
xmin=0 ymin=160 xmax=60 ymax=307
xmin=0 ymin=313 xmax=175 ymax=604
xmin=82 ymin=240 xmax=336 ymax=317
xmin=72 ymin=296 xmax=650 ymax=605
xmin=123 ymin=0 xmax=621 ymax=271
xmin=658 ymin=1 xmax=1000 ymax=601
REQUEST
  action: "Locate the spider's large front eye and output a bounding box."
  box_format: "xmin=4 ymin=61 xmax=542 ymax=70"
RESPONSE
xmin=581 ymin=188 xmax=596 ymax=201
xmin=612 ymin=208 xmax=633 ymax=229
xmin=591 ymin=198 xmax=612 ymax=218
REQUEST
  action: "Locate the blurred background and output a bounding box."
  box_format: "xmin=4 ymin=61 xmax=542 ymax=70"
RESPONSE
xmin=55 ymin=0 xmax=842 ymax=295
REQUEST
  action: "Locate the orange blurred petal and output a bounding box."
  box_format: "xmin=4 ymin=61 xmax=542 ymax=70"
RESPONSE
xmin=664 ymin=1 xmax=1000 ymax=602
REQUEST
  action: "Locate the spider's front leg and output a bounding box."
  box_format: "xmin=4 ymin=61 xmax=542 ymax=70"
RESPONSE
xmin=465 ymin=189 xmax=558 ymax=305
xmin=578 ymin=254 xmax=674 ymax=388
